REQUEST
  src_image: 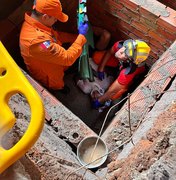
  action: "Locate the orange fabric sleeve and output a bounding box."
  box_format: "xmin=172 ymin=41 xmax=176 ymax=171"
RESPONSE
xmin=98 ymin=80 xmax=128 ymax=102
xmin=29 ymin=34 xmax=86 ymax=66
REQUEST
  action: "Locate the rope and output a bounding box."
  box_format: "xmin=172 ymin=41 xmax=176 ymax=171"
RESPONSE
xmin=65 ymin=57 xmax=176 ymax=179
xmin=64 ymin=95 xmax=129 ymax=180
xmin=65 ymin=86 xmax=176 ymax=179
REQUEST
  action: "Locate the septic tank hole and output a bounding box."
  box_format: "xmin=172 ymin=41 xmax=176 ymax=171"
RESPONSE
xmin=72 ymin=132 xmax=79 ymax=139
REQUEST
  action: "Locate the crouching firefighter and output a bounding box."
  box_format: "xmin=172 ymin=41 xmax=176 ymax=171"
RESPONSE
xmin=91 ymin=39 xmax=151 ymax=109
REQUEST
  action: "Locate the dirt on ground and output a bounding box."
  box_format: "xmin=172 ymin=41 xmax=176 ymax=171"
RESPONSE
xmin=106 ymin=103 xmax=176 ymax=180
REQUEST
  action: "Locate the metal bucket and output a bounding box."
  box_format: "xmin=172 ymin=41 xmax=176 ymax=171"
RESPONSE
xmin=77 ymin=136 xmax=108 ymax=169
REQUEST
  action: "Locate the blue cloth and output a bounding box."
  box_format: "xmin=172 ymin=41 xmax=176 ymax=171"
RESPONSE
xmin=92 ymin=99 xmax=103 ymax=109
xmin=97 ymin=71 xmax=105 ymax=81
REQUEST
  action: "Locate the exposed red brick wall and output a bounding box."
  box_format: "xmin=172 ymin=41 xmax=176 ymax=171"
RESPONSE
xmin=86 ymin=0 xmax=176 ymax=65
xmin=0 ymin=0 xmax=24 ymax=20
xmin=0 ymin=0 xmax=175 ymax=67
xmin=0 ymin=0 xmax=33 ymax=68
xmin=0 ymin=19 xmax=19 ymax=52
xmin=102 ymin=40 xmax=176 ymax=161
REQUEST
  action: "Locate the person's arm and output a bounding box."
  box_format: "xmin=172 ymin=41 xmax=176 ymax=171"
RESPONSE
xmin=98 ymin=80 xmax=127 ymax=103
xmin=98 ymin=46 xmax=114 ymax=72
xmin=91 ymin=79 xmax=128 ymax=109
xmin=29 ymin=23 xmax=88 ymax=66
xmin=29 ymin=35 xmax=86 ymax=66
xmin=92 ymin=26 xmax=111 ymax=50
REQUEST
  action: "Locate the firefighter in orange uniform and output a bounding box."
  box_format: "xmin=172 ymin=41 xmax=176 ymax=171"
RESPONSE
xmin=20 ymin=0 xmax=88 ymax=92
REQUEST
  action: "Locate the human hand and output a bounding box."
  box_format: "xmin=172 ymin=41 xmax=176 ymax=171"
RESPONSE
xmin=78 ymin=22 xmax=89 ymax=36
xmin=97 ymin=71 xmax=105 ymax=81
xmin=92 ymin=99 xmax=103 ymax=109
xmin=91 ymin=90 xmax=102 ymax=100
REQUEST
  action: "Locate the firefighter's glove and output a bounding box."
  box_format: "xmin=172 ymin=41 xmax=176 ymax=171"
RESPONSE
xmin=97 ymin=71 xmax=105 ymax=81
xmin=78 ymin=22 xmax=89 ymax=36
xmin=92 ymin=99 xmax=103 ymax=109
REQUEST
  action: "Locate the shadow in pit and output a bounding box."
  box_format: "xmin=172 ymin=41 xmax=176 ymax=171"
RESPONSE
xmin=52 ymin=63 xmax=120 ymax=134
xmin=53 ymin=71 xmax=103 ymax=134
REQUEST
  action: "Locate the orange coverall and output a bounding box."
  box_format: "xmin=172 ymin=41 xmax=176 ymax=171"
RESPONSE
xmin=20 ymin=13 xmax=86 ymax=90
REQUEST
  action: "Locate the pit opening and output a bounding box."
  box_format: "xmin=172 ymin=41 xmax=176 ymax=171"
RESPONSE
xmin=0 ymin=0 xmax=175 ymax=135
xmin=0 ymin=0 xmax=176 ymax=178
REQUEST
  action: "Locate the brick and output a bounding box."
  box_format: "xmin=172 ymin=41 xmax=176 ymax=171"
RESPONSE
xmin=148 ymin=30 xmax=167 ymax=44
xmin=164 ymin=61 xmax=176 ymax=78
xmin=104 ymin=3 xmax=119 ymax=16
xmin=141 ymin=35 xmax=151 ymax=43
xmin=129 ymin=89 xmax=146 ymax=111
xmin=150 ymin=44 xmax=165 ymax=57
xmin=132 ymin=29 xmax=148 ymax=39
xmin=0 ymin=22 xmax=19 ymax=51
xmin=0 ymin=19 xmax=15 ymax=39
xmin=88 ymin=3 xmax=106 ymax=16
xmin=156 ymin=27 xmax=176 ymax=42
xmin=90 ymin=6 xmax=116 ymax=30
xmin=164 ymin=41 xmax=173 ymax=48
xmin=140 ymin=16 xmax=158 ymax=30
xmin=118 ymin=25 xmax=130 ymax=35
xmin=149 ymin=39 xmax=167 ymax=52
xmin=131 ymin=20 xmax=149 ymax=33
xmin=39 ymin=90 xmax=96 ymax=145
xmin=8 ymin=0 xmax=33 ymax=26
xmin=130 ymin=87 xmax=155 ymax=112
xmin=119 ymin=0 xmax=139 ymax=12
xmin=114 ymin=9 xmax=131 ymax=22
xmin=25 ymin=74 xmax=44 ymax=93
xmin=157 ymin=18 xmax=176 ymax=33
xmin=129 ymin=32 xmax=138 ymax=40
xmin=157 ymin=7 xmax=176 ymax=33
xmin=139 ymin=6 xmax=159 ymax=22
xmin=105 ymin=0 xmax=124 ymax=10
xmin=159 ymin=50 xmax=171 ymax=63
xmin=117 ymin=27 xmax=130 ymax=36
xmin=118 ymin=31 xmax=130 ymax=40
xmin=122 ymin=7 xmax=140 ymax=20
xmin=145 ymin=57 xmax=158 ymax=67
xmin=119 ymin=20 xmax=135 ymax=32
xmin=102 ymin=12 xmax=120 ymax=31
xmin=149 ymin=51 xmax=159 ymax=60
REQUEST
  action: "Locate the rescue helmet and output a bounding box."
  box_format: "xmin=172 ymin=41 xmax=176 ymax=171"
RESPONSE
xmin=123 ymin=39 xmax=151 ymax=65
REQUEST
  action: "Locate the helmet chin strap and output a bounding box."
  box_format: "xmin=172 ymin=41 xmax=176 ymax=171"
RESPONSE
xmin=119 ymin=58 xmax=137 ymax=75
xmin=124 ymin=61 xmax=137 ymax=75
xmin=131 ymin=40 xmax=137 ymax=62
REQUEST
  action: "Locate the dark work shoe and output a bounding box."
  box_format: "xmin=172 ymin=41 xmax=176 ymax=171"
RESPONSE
xmin=58 ymin=85 xmax=70 ymax=95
